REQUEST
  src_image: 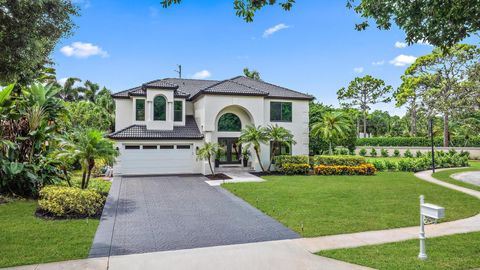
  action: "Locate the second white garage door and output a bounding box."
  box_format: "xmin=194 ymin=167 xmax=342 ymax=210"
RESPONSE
xmin=118 ymin=144 xmax=196 ymax=175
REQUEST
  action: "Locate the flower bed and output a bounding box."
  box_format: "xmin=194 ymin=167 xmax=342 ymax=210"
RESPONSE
xmin=312 ymin=155 xmax=366 ymax=166
xmin=314 ymin=164 xmax=376 ymax=175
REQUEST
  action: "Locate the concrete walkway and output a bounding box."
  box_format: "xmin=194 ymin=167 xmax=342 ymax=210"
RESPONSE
xmin=205 ymin=171 xmax=264 ymax=186
xmin=452 ymin=171 xmax=480 ymax=186
xmin=298 ymin=168 xmax=480 ymax=253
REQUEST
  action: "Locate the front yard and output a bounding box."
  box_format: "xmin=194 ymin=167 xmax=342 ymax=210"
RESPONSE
xmin=223 ymin=171 xmax=480 ymax=237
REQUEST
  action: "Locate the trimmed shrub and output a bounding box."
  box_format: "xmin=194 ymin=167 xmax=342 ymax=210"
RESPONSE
xmin=59 ymin=177 xmax=112 ymax=196
xmin=371 ymin=159 xmax=386 ymax=171
xmin=314 ymin=164 xmax=376 ymax=175
xmin=279 ymin=163 xmax=310 ymax=175
xmin=356 ymin=136 xmax=480 ymax=147
xmin=404 ymin=149 xmax=414 ymax=158
xmin=359 ymin=148 xmax=367 ymax=156
xmin=393 ymin=149 xmax=400 ymax=157
xmin=38 ymin=186 xmax=105 ymax=217
xmin=416 ymin=150 xmax=423 ymax=158
xmin=274 ymin=155 xmax=309 ymax=171
xmin=381 ymin=148 xmax=389 ymax=157
xmin=313 ymin=155 xmax=366 ymax=166
xmin=384 ymin=159 xmax=399 ymax=171
xmin=370 ymin=148 xmax=377 ymax=157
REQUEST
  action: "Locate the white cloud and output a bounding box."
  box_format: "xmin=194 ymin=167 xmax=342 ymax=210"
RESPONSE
xmin=389 ymin=54 xmax=417 ymax=66
xmin=416 ymin=39 xmax=433 ymax=46
xmin=353 ymin=67 xmax=364 ymax=73
xmin=192 ymin=70 xmax=211 ymax=79
xmin=395 ymin=41 xmax=408 ymax=48
xmin=372 ymin=60 xmax=385 ymax=66
xmin=57 ymin=77 xmax=82 ymax=87
xmin=60 ymin=42 xmax=109 ymax=58
xmin=263 ymin=23 xmax=290 ymax=38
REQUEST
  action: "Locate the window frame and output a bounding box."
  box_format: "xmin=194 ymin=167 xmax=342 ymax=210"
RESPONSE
xmin=159 ymin=145 xmax=174 ymax=149
xmin=153 ymin=95 xmax=167 ymax=121
xmin=174 ymin=100 xmax=183 ymax=122
xmin=135 ymin=99 xmax=145 ymax=121
xmin=125 ymin=145 xmax=141 ymax=150
xmin=218 ymin=113 xmax=242 ymax=132
xmin=270 ymin=101 xmax=292 ymax=122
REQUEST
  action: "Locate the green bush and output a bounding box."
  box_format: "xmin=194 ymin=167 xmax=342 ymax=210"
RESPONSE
xmin=38 ymin=186 xmax=105 ymax=217
xmin=314 ymin=164 xmax=376 ymax=175
xmin=313 ymin=155 xmax=366 ymax=166
xmin=278 ymin=163 xmax=310 ymax=175
xmin=356 ymin=136 xmax=480 ymax=147
xmin=404 ymin=149 xmax=413 ymax=158
xmin=393 ymin=149 xmax=400 ymax=157
xmin=416 ymin=150 xmax=423 ymax=158
xmin=59 ymin=175 xmax=111 ymax=196
xmin=371 ymin=159 xmax=386 ymax=171
xmin=274 ymin=155 xmax=309 ymax=171
xmin=384 ymin=159 xmax=398 ymax=171
xmin=370 ymin=148 xmax=377 ymax=157
xmin=381 ymin=148 xmax=389 ymax=157
xmin=359 ymin=148 xmax=367 ymax=156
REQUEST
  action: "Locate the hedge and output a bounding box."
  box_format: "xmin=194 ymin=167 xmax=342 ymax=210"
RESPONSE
xmin=278 ymin=163 xmax=310 ymax=175
xmin=314 ymin=164 xmax=376 ymax=175
xmin=356 ymin=136 xmax=480 ymax=147
xmin=313 ymin=155 xmax=366 ymax=166
xmin=38 ymin=186 xmax=105 ymax=217
xmin=274 ymin=155 xmax=309 ymax=170
xmin=370 ymin=152 xmax=469 ymax=172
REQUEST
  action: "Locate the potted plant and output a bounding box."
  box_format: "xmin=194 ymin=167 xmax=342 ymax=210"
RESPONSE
xmin=214 ymin=147 xmax=224 ymax=168
xmin=242 ymin=147 xmax=251 ymax=167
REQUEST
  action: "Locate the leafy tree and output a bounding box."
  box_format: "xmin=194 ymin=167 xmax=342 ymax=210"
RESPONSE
xmin=367 ymin=110 xmax=390 ymax=136
xmin=337 ymin=75 xmax=392 ymax=138
xmin=161 ymin=0 xmax=295 ymax=22
xmin=403 ymin=44 xmax=480 ymax=146
xmin=239 ymin=125 xmax=268 ymax=172
xmin=311 ymin=111 xmax=352 ymax=154
xmin=0 ymin=1 xmax=78 ymax=84
xmin=266 ymin=124 xmax=295 ymax=171
xmin=66 ymin=129 xmax=118 ymax=189
xmin=196 ymin=142 xmax=220 ymax=176
xmin=243 ymin=68 xmax=261 ymax=80
xmin=64 ymin=101 xmax=114 ymax=132
xmin=347 ymin=0 xmax=480 ymax=49
xmin=80 ymin=80 xmax=101 ymax=102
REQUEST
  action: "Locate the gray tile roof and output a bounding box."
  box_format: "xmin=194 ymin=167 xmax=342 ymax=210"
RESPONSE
xmin=108 ymin=116 xmax=203 ymax=140
xmin=112 ymin=76 xmax=314 ymax=101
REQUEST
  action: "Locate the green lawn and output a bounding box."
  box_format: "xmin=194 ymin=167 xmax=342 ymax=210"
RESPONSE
xmin=0 ymin=201 xmax=100 ymax=268
xmin=432 ymin=160 xmax=480 ymax=192
xmin=318 ymin=232 xmax=480 ymax=270
xmin=223 ymin=172 xmax=480 ymax=237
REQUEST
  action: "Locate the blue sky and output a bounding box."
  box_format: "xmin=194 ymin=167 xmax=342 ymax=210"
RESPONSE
xmin=52 ymin=0 xmax=468 ymax=115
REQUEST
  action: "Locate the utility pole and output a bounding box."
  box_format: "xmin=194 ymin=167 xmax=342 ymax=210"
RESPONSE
xmin=174 ymin=64 xmax=182 ymax=79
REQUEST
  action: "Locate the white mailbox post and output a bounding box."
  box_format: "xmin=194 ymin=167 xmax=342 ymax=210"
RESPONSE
xmin=418 ymin=195 xmax=445 ymax=260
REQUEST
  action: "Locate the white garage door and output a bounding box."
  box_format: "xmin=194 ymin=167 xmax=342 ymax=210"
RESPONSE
xmin=119 ymin=144 xmax=196 ymax=175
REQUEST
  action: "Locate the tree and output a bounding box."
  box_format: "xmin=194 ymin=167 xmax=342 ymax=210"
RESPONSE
xmin=311 ymin=111 xmax=352 ymax=154
xmin=403 ymin=44 xmax=480 ymax=146
xmin=395 ymin=74 xmax=429 ymax=136
xmin=64 ymin=101 xmax=114 ymax=132
xmin=196 ymin=142 xmax=220 ymax=176
xmin=337 ymin=75 xmax=392 ymax=138
xmin=161 ymin=0 xmax=295 ymax=22
xmin=0 ymin=1 xmax=78 ymax=84
xmin=266 ymin=124 xmax=295 ymax=171
xmin=58 ymin=77 xmax=82 ymax=101
xmin=243 ymin=68 xmax=261 ymax=80
xmin=239 ymin=125 xmax=268 ymax=172
xmin=67 ymin=129 xmax=118 ymax=189
xmin=347 ymin=0 xmax=480 ymax=49
xmin=80 ymin=80 xmax=101 ymax=102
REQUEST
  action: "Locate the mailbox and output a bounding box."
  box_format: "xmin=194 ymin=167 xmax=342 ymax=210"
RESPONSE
xmin=421 ymin=203 xmax=445 ymax=219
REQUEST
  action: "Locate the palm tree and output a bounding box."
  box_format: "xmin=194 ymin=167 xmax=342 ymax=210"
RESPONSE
xmin=196 ymin=142 xmax=220 ymax=176
xmin=239 ymin=125 xmax=268 ymax=172
xmin=266 ymin=124 xmax=295 ymax=171
xmin=68 ymin=129 xmax=118 ymax=189
xmin=58 ymin=77 xmax=82 ymax=101
xmin=311 ymin=111 xmax=351 ymax=155
xmin=243 ymin=68 xmax=261 ymax=80
xmin=80 ymin=80 xmax=100 ymax=102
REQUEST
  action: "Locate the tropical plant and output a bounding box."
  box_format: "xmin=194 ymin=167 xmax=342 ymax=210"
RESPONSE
xmin=79 ymin=80 xmax=100 ymax=102
xmin=57 ymin=77 xmax=82 ymax=101
xmin=311 ymin=111 xmax=352 ymax=155
xmin=239 ymin=125 xmax=268 ymax=172
xmin=196 ymin=142 xmax=220 ymax=176
xmin=243 ymin=68 xmax=261 ymax=80
xmin=266 ymin=124 xmax=295 ymax=171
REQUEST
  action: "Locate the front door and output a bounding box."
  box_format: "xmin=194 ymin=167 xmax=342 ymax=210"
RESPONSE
xmin=218 ymin=138 xmax=242 ymax=164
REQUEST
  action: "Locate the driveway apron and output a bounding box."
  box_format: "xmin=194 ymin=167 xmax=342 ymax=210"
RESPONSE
xmin=89 ymin=175 xmax=298 ymax=257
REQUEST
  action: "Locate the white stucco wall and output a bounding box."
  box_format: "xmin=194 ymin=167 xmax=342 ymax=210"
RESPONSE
xmin=114 ymin=98 xmax=132 ymax=131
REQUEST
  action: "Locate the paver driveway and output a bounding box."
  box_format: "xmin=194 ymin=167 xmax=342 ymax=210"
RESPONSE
xmin=89 ymin=175 xmax=298 ymax=257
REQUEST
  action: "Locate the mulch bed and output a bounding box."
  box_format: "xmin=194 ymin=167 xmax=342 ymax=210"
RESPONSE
xmin=205 ymin=173 xmax=232 ymax=180
xmin=34 ymin=208 xmax=102 ymax=220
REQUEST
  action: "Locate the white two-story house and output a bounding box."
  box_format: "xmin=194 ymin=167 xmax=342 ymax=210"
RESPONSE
xmin=109 ymin=76 xmax=313 ymax=175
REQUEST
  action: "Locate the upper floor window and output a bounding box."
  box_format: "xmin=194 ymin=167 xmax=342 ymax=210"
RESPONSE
xmin=153 ymin=96 xmax=166 ymax=121
xmin=270 ymin=102 xmax=292 ymax=122
xmin=218 ymin=113 xmax=241 ymax=131
xmin=135 ymin=99 xmax=145 ymax=121
xmin=174 ymin=100 xmax=183 ymax=122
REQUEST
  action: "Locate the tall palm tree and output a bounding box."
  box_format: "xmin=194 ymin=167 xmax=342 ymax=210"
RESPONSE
xmin=266 ymin=124 xmax=295 ymax=171
xmin=80 ymin=80 xmax=100 ymax=102
xmin=239 ymin=125 xmax=268 ymax=172
xmin=58 ymin=77 xmax=82 ymax=101
xmin=311 ymin=111 xmax=351 ymax=155
xmin=196 ymin=142 xmax=220 ymax=176
xmin=243 ymin=68 xmax=261 ymax=80
xmin=68 ymin=129 xmax=118 ymax=189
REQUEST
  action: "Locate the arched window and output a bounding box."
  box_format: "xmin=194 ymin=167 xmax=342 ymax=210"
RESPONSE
xmin=218 ymin=113 xmax=241 ymax=131
xmin=153 ymin=96 xmax=166 ymax=121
